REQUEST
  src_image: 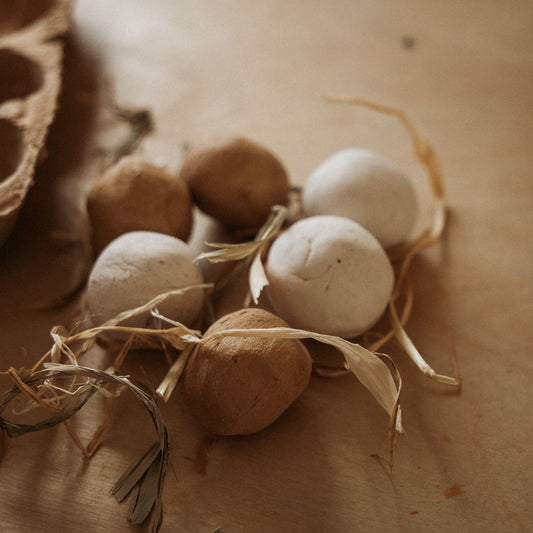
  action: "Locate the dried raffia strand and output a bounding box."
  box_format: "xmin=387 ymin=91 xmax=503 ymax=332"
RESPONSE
xmin=86 ymin=393 xmax=114 ymax=456
xmin=100 ymin=283 xmax=213 ymax=329
xmin=248 ymin=245 xmax=270 ymax=305
xmin=389 ymin=303 xmax=457 ymax=385
xmin=447 ymin=327 xmax=462 ymax=390
xmin=196 ymin=327 xmax=402 ymax=433
xmin=50 ymin=326 xmax=78 ymax=365
xmin=196 ymin=204 xmax=288 ymax=303
xmin=49 ymin=285 xmax=208 ymax=358
xmin=6 ymin=367 xmax=62 ymax=413
xmin=323 ymin=94 xmax=457 ymax=386
xmin=27 ymin=283 xmax=210 ymax=395
xmin=195 ymin=205 xmax=287 ymax=264
xmin=375 ymin=352 xmax=402 ymax=472
xmin=322 ymin=95 xmax=444 ymax=198
xmin=156 ymin=343 xmax=194 ymax=402
xmin=365 ymin=275 xmax=415 ymax=353
xmin=113 ymin=333 xmax=139 ymax=370
xmin=60 ymin=383 xmax=115 ymax=459
xmin=30 ymin=325 xmax=83 ymax=375
xmin=0 ymin=368 xmax=102 ymax=438
xmin=63 ymin=419 xmax=92 ymax=458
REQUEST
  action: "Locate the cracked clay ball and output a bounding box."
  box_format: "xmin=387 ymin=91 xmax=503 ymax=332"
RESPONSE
xmin=264 ymin=215 xmax=394 ymax=339
xmin=181 ymin=308 xmax=312 ymax=436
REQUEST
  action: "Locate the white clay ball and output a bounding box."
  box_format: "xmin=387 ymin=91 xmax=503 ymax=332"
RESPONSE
xmin=264 ymin=215 xmax=394 ymax=339
xmin=86 ymin=230 xmax=205 ymax=330
xmin=302 ymin=148 xmax=418 ymax=249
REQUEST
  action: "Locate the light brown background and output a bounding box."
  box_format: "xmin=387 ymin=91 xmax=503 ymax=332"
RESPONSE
xmin=1 ymin=1 xmax=532 ymax=532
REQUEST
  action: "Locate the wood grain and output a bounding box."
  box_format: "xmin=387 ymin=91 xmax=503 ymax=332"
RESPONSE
xmin=1 ymin=1 xmax=532 ymax=531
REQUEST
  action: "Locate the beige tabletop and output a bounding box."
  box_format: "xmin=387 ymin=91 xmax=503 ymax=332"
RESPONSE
xmin=1 ymin=1 xmax=532 ymax=532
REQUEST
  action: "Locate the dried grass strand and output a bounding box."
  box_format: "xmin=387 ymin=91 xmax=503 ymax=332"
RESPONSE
xmin=101 ymin=283 xmax=213 ymax=328
xmin=375 ymin=352 xmax=402 ymax=472
xmin=323 ymin=94 xmax=457 ymax=386
xmin=322 ymin=94 xmax=445 ymax=199
xmin=389 ymin=302 xmax=458 ymax=385
xmin=156 ymin=343 xmax=194 ymax=402
xmin=249 ymin=247 xmax=269 ymax=304
xmin=448 ymin=327 xmax=462 ymax=390
xmin=197 ymin=205 xmax=288 ymax=302
xmin=6 ymin=368 xmax=62 ymax=413
xmin=83 ymin=393 xmax=114 ymax=457
xmin=63 ymin=419 xmax=91 ymax=458
xmin=366 ymin=276 xmax=415 ymax=353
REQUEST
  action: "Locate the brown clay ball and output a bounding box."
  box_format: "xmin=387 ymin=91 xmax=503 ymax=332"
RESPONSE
xmin=181 ymin=308 xmax=312 ymax=436
xmin=87 ymin=155 xmax=193 ymax=254
xmin=179 ymin=136 xmax=290 ymax=231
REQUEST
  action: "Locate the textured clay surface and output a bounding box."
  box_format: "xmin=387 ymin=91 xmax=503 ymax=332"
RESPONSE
xmin=182 ymin=308 xmax=312 ymax=435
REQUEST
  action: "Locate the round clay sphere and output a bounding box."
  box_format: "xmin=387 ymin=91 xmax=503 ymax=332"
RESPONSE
xmin=264 ymin=215 xmax=394 ymax=339
xmin=179 ymin=136 xmax=290 ymax=231
xmin=86 ymin=231 xmax=204 ymax=330
xmin=87 ymin=155 xmax=193 ymax=255
xmin=182 ymin=308 xmax=312 ymax=436
xmin=302 ymin=148 xmax=418 ymax=249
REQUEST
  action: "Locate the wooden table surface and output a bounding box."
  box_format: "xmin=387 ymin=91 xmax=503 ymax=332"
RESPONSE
xmin=1 ymin=1 xmax=532 ymax=531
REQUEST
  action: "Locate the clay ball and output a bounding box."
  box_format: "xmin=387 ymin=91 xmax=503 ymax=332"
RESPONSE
xmin=179 ymin=136 xmax=290 ymax=231
xmin=86 ymin=231 xmax=204 ymax=331
xmin=181 ymin=308 xmax=312 ymax=436
xmin=302 ymin=148 xmax=418 ymax=249
xmin=264 ymin=215 xmax=394 ymax=339
xmin=87 ymin=155 xmax=193 ymax=254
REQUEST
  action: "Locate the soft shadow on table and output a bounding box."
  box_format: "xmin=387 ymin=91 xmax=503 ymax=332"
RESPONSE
xmin=0 ymin=24 xmax=107 ymax=528
xmin=92 ymin=347 xmax=338 ymax=532
xmin=0 ymin=21 xmax=105 ymax=387
xmin=0 ymin=26 xmax=100 ymax=315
